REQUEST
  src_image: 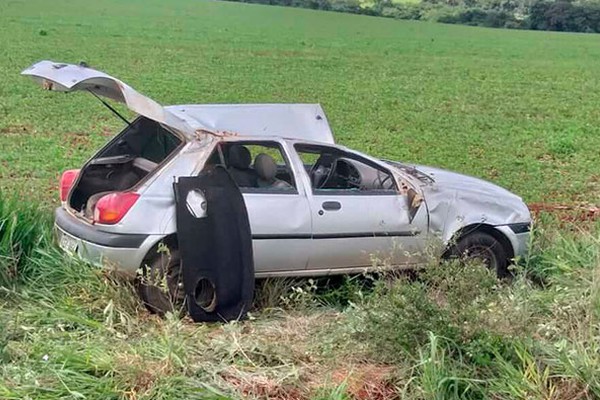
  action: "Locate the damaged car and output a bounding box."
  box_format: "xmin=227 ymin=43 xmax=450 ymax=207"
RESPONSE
xmin=22 ymin=60 xmax=532 ymax=321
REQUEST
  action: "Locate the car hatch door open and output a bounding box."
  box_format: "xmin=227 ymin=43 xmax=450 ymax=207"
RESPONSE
xmin=173 ymin=166 xmax=254 ymax=322
xmin=21 ymin=60 xmax=193 ymax=136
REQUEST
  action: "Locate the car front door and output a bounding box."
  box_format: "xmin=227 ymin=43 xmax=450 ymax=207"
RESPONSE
xmin=292 ymin=144 xmax=427 ymax=272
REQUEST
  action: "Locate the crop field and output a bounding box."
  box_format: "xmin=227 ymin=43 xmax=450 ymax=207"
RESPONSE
xmin=2 ymin=0 xmax=600 ymax=205
xmin=1 ymin=0 xmax=600 ymax=399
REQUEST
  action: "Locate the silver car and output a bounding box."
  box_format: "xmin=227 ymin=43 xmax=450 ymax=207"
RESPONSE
xmin=22 ymin=60 xmax=531 ymax=321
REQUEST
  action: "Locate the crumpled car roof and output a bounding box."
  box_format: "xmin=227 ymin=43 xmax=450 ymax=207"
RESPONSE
xmin=166 ymin=103 xmax=335 ymax=144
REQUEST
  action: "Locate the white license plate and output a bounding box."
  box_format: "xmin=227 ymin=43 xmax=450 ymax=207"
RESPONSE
xmin=58 ymin=232 xmax=78 ymax=254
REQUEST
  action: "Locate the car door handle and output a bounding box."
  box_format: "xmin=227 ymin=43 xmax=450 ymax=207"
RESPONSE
xmin=321 ymin=201 xmax=341 ymax=211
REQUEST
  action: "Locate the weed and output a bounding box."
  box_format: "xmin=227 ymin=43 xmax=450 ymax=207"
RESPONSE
xmin=311 ymin=382 xmax=350 ymax=400
xmin=547 ymin=130 xmax=577 ymax=158
xmin=413 ymin=333 xmax=484 ymax=400
xmin=0 ymin=194 xmax=52 ymax=287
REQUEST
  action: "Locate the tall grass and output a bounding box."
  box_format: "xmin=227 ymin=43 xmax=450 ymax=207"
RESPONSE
xmin=0 ymin=194 xmax=53 ymax=288
xmin=0 ymin=195 xmax=229 ymax=399
xmin=330 ymin=221 xmax=600 ymax=399
xmin=2 ymin=194 xmax=600 ymax=399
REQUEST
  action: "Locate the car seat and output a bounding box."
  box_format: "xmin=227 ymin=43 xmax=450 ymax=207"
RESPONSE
xmin=254 ymin=153 xmax=293 ymax=190
xmin=227 ymin=145 xmax=257 ymax=187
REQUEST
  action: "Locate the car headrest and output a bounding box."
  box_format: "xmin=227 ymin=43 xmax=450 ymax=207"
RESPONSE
xmin=254 ymin=153 xmax=277 ymax=181
xmin=228 ymin=145 xmax=252 ymax=169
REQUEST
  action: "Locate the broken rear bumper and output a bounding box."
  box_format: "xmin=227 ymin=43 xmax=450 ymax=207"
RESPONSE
xmin=54 ymin=207 xmax=157 ymax=276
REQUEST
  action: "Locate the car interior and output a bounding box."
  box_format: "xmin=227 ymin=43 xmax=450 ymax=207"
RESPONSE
xmin=206 ymin=142 xmax=296 ymax=191
xmin=69 ymin=117 xmax=182 ymax=217
xmin=207 ymin=142 xmax=397 ymax=193
xmin=294 ymin=144 xmax=397 ymax=192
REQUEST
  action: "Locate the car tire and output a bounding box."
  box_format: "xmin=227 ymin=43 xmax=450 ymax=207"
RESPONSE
xmin=453 ymin=232 xmax=510 ymax=278
xmin=137 ymin=248 xmax=186 ymax=316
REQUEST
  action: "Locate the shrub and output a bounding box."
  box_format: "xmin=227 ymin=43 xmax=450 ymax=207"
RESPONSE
xmin=381 ymin=3 xmax=424 ymax=19
xmin=349 ymin=261 xmax=508 ymax=361
xmin=224 ymin=0 xmax=600 ymax=34
xmin=528 ymin=0 xmax=600 ymax=33
xmin=356 ymin=278 xmax=459 ymax=357
xmin=421 ymin=5 xmax=462 ymax=22
xmin=436 ymin=7 xmax=519 ymax=28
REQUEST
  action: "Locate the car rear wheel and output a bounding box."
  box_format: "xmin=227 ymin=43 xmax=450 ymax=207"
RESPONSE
xmin=452 ymin=232 xmax=510 ymax=278
xmin=138 ymin=249 xmax=186 ymax=316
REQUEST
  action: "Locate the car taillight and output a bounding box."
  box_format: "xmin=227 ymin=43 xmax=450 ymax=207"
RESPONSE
xmin=59 ymin=169 xmax=80 ymax=202
xmin=93 ymin=192 xmax=140 ymax=225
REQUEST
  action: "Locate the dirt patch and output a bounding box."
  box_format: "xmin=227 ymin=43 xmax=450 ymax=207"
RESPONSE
xmin=221 ymin=363 xmax=397 ymax=400
xmin=221 ymin=371 xmax=305 ymax=400
xmin=101 ymin=126 xmax=113 ymax=137
xmin=551 ymin=377 xmax=593 ymax=400
xmin=63 ymin=131 xmax=93 ymax=158
xmin=65 ymin=131 xmax=92 ymax=147
xmin=0 ymin=124 xmax=33 ymax=135
xmin=529 ymin=202 xmax=599 ymax=224
xmin=116 ymin=354 xmax=174 ymax=400
xmin=329 ymin=364 xmax=397 ymax=400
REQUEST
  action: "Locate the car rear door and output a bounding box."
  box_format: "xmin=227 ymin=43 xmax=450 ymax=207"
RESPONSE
xmin=173 ymin=166 xmax=254 ymax=322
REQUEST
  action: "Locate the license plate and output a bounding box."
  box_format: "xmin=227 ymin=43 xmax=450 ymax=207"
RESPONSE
xmin=58 ymin=232 xmax=78 ymax=254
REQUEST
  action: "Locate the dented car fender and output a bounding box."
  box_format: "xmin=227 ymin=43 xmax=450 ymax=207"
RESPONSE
xmin=389 ymin=163 xmax=531 ymax=249
xmin=424 ymin=187 xmax=530 ymax=244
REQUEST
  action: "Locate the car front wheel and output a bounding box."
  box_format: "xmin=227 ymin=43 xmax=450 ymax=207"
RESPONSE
xmin=137 ymin=248 xmax=186 ymax=316
xmin=452 ymin=232 xmax=510 ymax=278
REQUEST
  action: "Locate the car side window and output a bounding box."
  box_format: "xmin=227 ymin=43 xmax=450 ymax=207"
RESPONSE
xmin=294 ymin=144 xmax=397 ymax=195
xmin=205 ymin=142 xmax=297 ymax=194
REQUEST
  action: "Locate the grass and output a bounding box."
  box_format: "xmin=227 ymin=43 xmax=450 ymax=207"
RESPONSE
xmin=1 ymin=0 xmax=600 ymax=398
xmin=2 ymin=197 xmax=600 ymax=398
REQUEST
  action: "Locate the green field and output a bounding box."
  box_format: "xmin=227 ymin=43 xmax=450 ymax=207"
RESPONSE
xmin=1 ymin=0 xmax=600 ymax=399
xmin=2 ymin=0 xmax=600 ymax=205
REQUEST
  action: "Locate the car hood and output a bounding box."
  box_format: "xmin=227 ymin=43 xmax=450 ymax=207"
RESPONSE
xmin=21 ymin=60 xmax=195 ymax=136
xmin=415 ymin=165 xmax=521 ymax=201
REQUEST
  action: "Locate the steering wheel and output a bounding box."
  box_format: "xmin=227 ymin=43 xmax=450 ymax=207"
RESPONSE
xmin=333 ymin=161 xmax=361 ymax=189
xmin=374 ymin=173 xmax=394 ymax=190
xmin=309 ymin=155 xmax=335 ymax=189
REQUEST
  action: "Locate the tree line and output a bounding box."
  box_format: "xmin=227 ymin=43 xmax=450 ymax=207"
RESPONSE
xmin=227 ymin=0 xmax=600 ymax=33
